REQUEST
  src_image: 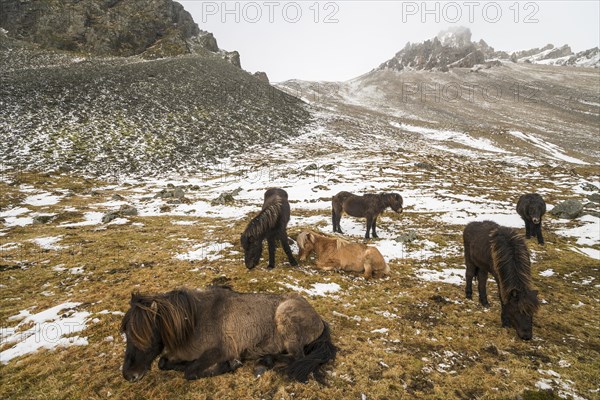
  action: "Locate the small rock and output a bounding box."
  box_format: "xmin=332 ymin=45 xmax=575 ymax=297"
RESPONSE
xmin=581 ymin=183 xmax=599 ymax=192
xmin=159 ymin=205 xmax=172 ymax=213
xmin=173 ymin=187 xmax=185 ymax=199
xmin=111 ymin=194 xmax=125 ymax=201
xmin=211 ymin=187 xmax=242 ymax=205
xmin=396 ymin=231 xmax=418 ymax=243
xmin=415 ymin=162 xmax=435 ymax=170
xmin=549 ymin=200 xmax=584 ymax=219
xmin=587 ymin=193 xmax=600 ymax=203
xmin=119 ymin=205 xmax=138 ymax=216
xmin=33 ymin=215 xmax=54 ymax=224
xmin=102 ymin=211 xmax=120 ymax=224
xmin=482 ymin=344 xmax=499 ymax=355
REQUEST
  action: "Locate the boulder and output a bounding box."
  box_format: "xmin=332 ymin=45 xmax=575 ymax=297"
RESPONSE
xmin=33 ymin=215 xmax=54 ymax=224
xmin=102 ymin=211 xmax=120 ymax=223
xmin=549 ymin=200 xmax=583 ymax=219
xmin=119 ymin=205 xmax=138 ymax=216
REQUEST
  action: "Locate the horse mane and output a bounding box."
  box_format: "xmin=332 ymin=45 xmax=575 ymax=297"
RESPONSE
xmin=120 ymin=289 xmax=197 ymax=352
xmin=241 ymin=197 xmax=283 ymax=241
xmin=334 ymin=237 xmax=350 ymax=249
xmin=490 ymin=227 xmax=539 ymax=315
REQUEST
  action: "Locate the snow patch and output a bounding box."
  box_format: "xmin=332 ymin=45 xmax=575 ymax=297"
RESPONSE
xmin=281 ymin=282 xmax=341 ymax=297
xmin=0 ymin=303 xmax=90 ymax=364
xmin=416 ymin=268 xmax=465 ymax=285
xmin=175 ymin=242 xmax=234 ymax=261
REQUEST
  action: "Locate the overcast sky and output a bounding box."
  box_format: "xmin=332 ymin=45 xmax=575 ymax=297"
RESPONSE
xmin=179 ymin=1 xmax=600 ymax=82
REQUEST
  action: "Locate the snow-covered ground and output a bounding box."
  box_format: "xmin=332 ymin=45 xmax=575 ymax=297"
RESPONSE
xmin=0 ymin=303 xmax=90 ymax=364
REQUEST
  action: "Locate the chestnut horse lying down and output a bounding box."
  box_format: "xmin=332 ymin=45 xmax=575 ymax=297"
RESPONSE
xmin=297 ymin=231 xmax=390 ymax=278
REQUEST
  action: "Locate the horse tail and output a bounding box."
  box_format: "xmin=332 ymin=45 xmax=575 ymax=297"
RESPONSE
xmin=286 ymin=320 xmax=337 ymax=384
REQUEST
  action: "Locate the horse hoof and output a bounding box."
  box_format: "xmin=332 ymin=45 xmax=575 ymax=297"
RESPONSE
xmin=158 ymin=356 xmax=169 ymax=370
xmin=254 ymin=366 xmax=267 ymax=377
xmin=229 ymin=359 xmax=243 ymax=371
xmin=290 ymin=260 xmax=299 ymax=267
xmin=267 ymin=265 xmax=275 ymax=270
xmin=184 ymin=371 xmax=200 ymax=381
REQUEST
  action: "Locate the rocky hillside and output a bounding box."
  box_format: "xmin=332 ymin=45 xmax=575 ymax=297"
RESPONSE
xmin=280 ymin=57 xmax=599 ymax=164
xmin=378 ymin=27 xmax=599 ymax=72
xmin=515 ymin=44 xmax=600 ymax=68
xmin=0 ymin=3 xmax=310 ymax=176
xmin=2 ymin=0 xmax=202 ymax=59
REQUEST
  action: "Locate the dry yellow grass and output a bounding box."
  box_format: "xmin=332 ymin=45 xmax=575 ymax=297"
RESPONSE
xmin=1 ymin=168 xmax=599 ymax=400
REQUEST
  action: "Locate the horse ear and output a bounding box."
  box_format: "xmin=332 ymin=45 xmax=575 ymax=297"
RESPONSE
xmin=130 ymin=291 xmax=140 ymax=304
xmin=307 ymin=232 xmax=315 ymax=243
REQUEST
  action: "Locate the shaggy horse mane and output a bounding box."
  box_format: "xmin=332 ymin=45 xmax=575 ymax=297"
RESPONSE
xmin=490 ymin=227 xmax=539 ymax=316
xmin=120 ymin=289 xmax=198 ymax=352
xmin=241 ymin=198 xmax=283 ymax=242
xmin=297 ymin=231 xmax=350 ymax=250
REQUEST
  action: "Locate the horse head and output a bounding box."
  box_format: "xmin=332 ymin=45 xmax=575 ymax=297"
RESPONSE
xmin=297 ymin=231 xmax=315 ymax=261
xmin=241 ymin=232 xmax=263 ymax=269
xmin=503 ymin=289 xmax=539 ymax=340
xmin=121 ymin=293 xmax=164 ymax=382
xmin=385 ymin=193 xmax=403 ymax=213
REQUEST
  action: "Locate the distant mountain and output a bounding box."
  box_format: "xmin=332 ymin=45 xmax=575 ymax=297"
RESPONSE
xmin=0 ymin=2 xmax=310 ymax=176
xmin=515 ymin=44 xmax=600 ymax=68
xmin=378 ymin=27 xmax=599 ymax=73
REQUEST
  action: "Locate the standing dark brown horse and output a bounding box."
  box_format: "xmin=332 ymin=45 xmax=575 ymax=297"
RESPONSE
xmin=516 ymin=193 xmax=547 ymax=245
xmin=121 ymin=286 xmax=336 ymax=383
xmin=241 ymin=188 xmax=297 ymax=269
xmin=463 ymin=221 xmax=539 ymax=340
xmin=332 ymin=191 xmax=403 ymax=239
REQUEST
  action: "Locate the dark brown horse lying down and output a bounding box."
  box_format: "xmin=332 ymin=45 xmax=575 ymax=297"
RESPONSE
xmin=332 ymin=191 xmax=403 ymax=239
xmin=463 ymin=221 xmax=539 ymax=340
xmin=121 ymin=286 xmax=336 ymax=383
xmin=297 ymin=231 xmax=390 ymax=278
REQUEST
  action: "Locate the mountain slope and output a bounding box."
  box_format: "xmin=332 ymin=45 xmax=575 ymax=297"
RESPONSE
xmin=0 ymin=14 xmax=310 ymax=176
xmin=279 ymin=61 xmax=599 ymax=164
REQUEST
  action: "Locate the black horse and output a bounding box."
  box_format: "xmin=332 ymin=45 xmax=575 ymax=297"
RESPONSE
xmin=516 ymin=193 xmax=547 ymax=245
xmin=332 ymin=191 xmax=403 ymax=239
xmin=463 ymin=221 xmax=539 ymax=340
xmin=241 ymin=188 xmax=297 ymax=269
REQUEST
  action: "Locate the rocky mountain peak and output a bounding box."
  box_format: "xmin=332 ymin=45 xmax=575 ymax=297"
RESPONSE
xmin=436 ymin=26 xmax=473 ymax=48
xmin=0 ymin=0 xmax=240 ymax=65
xmin=378 ymin=27 xmax=598 ymax=73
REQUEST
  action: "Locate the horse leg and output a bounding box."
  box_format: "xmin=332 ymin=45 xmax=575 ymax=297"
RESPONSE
xmin=279 ymin=230 xmax=298 ymax=266
xmin=477 ymin=270 xmax=490 ymax=307
xmin=535 ymin=223 xmax=545 ymax=245
xmin=500 ymin=304 xmax=510 ymax=327
xmin=266 ymin=236 xmax=276 ymax=269
xmin=465 ymin=262 xmax=476 ymax=300
xmin=333 ymin=207 xmax=343 ymax=234
xmin=332 ymin=207 xmax=338 ymax=233
xmin=158 ymin=356 xmax=191 ymax=372
xmin=365 ymin=216 xmax=373 ymax=239
xmin=371 ymin=215 xmax=379 ymax=238
xmin=363 ymin=259 xmax=373 ymax=279
xmin=524 ymin=219 xmax=531 ymax=239
xmin=184 ymin=348 xmax=228 ymax=380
